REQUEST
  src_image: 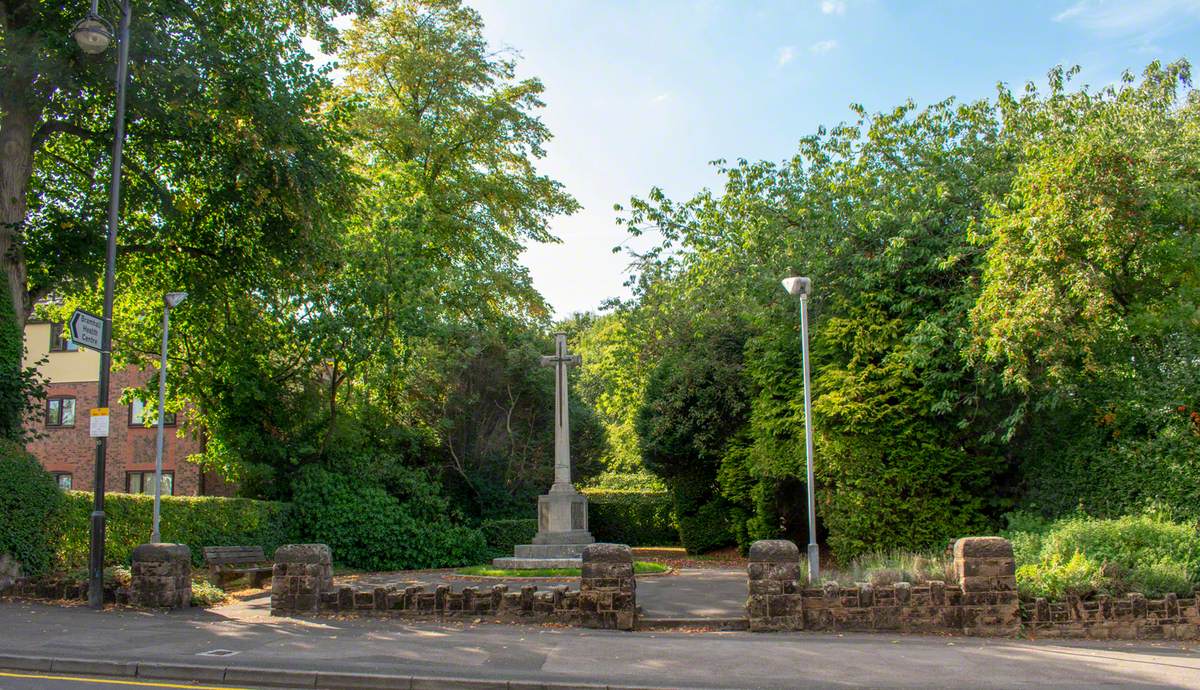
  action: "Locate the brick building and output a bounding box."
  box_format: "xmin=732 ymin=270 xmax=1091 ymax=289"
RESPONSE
xmin=23 ymin=319 xmax=233 ymax=496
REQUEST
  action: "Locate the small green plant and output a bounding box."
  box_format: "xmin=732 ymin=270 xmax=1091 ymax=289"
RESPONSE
xmin=191 ymin=580 xmax=227 ymax=607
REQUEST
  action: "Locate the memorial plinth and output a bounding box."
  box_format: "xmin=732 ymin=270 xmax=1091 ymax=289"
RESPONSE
xmin=493 ymin=334 xmax=594 ymax=569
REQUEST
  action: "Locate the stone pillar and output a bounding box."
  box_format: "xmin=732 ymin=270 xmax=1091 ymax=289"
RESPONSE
xmin=579 ymin=543 xmax=636 ymax=630
xmin=130 ymin=543 xmax=191 ymax=609
xmin=747 ymin=539 xmax=803 ymax=632
xmin=954 ymin=536 xmax=1019 ymax=635
xmin=271 ymin=544 xmax=333 ymax=615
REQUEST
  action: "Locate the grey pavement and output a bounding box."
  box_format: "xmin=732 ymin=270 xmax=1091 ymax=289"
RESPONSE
xmin=2 ymin=598 xmax=1200 ymax=689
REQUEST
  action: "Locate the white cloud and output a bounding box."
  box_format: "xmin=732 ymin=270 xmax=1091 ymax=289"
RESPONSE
xmin=821 ymin=0 xmax=846 ymax=15
xmin=809 ymin=39 xmax=838 ymax=54
xmin=652 ymin=92 xmax=672 ymax=103
xmin=1053 ymin=0 xmax=1200 ymax=37
xmin=777 ymin=45 xmax=797 ymax=66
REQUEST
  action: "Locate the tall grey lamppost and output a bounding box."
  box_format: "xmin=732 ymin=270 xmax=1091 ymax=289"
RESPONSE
xmin=73 ymin=0 xmax=132 ymax=609
xmin=782 ymin=275 xmax=819 ymax=582
xmin=150 ymin=292 xmax=187 ymax=544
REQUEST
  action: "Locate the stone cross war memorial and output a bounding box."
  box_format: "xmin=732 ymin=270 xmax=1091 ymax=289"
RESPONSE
xmin=493 ymin=332 xmax=594 ymax=568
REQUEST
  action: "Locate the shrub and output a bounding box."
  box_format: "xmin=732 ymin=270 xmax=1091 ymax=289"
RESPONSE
xmin=56 ymin=491 xmax=296 ymax=570
xmin=191 ymin=580 xmax=227 ymax=607
xmin=0 ymin=441 xmax=65 ymax=577
xmin=676 ymin=499 xmax=733 ymax=554
xmin=1010 ymin=514 xmax=1200 ymax=600
xmin=479 ymin=518 xmax=537 ymax=557
xmin=291 ymin=465 xmax=488 ymax=571
xmin=1016 ymin=551 xmax=1105 ymax=600
xmin=584 ymin=489 xmax=678 ymax=546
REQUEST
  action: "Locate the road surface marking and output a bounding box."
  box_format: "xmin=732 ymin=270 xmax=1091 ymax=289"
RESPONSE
xmin=0 ymin=671 xmax=254 ymax=690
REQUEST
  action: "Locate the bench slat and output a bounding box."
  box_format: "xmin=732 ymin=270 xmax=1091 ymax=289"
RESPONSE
xmin=203 ymin=546 xmax=267 ymax=566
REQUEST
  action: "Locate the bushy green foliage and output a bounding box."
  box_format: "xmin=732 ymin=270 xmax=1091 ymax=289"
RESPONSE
xmin=56 ymin=491 xmax=295 ymax=570
xmin=1016 ymin=552 xmax=1106 ymax=600
xmin=190 ymin=580 xmax=228 ymax=607
xmin=1009 ymin=513 xmax=1200 ymax=599
xmin=479 ymin=518 xmax=537 ymax=557
xmin=0 ymin=442 xmax=64 ymax=576
xmin=291 ymin=465 xmax=488 ymax=571
xmin=585 ymin=489 xmax=678 ymax=546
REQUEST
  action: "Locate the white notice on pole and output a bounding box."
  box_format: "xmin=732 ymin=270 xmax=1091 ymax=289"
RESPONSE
xmin=89 ymin=408 xmax=110 ymax=438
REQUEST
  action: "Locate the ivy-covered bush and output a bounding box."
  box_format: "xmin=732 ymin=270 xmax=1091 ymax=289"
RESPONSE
xmin=0 ymin=442 xmax=64 ymax=577
xmin=57 ymin=491 xmax=296 ymax=570
xmin=585 ymin=489 xmax=678 ymax=546
xmin=1008 ymin=513 xmax=1200 ymax=600
xmin=479 ymin=518 xmax=537 ymax=557
xmin=291 ymin=465 xmax=488 ymax=570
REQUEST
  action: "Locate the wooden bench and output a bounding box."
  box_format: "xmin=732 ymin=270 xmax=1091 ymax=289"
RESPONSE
xmin=202 ymin=546 xmax=273 ymax=589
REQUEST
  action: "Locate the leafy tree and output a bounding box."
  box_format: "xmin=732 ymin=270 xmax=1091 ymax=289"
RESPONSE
xmin=970 ymin=62 xmax=1200 ymax=518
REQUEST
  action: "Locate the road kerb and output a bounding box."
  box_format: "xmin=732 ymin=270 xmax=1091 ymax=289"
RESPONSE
xmin=0 ymin=655 xmax=53 ymax=672
xmin=223 ymin=665 xmax=320 ymax=688
xmin=50 ymin=657 xmax=138 ymax=677
xmin=138 ymin=661 xmax=227 ymax=683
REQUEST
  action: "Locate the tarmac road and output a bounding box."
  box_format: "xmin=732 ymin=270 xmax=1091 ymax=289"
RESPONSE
xmin=2 ymin=597 xmax=1199 ymax=689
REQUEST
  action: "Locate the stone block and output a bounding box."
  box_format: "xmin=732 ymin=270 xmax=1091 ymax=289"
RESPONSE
xmin=749 ymin=540 xmax=800 ymax=563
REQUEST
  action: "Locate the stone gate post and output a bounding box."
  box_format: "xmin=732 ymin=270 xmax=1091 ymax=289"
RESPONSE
xmin=747 ymin=540 xmax=803 ymax=631
xmin=130 ymin=543 xmax=192 ymax=609
xmin=579 ymin=543 xmax=636 ymax=630
xmin=954 ymin=537 xmax=1019 ymax=635
xmin=271 ymin=544 xmax=333 ymax=615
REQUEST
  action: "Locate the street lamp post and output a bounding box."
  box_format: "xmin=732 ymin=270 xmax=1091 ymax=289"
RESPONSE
xmin=74 ymin=0 xmax=132 ymax=609
xmin=781 ymin=275 xmax=819 ymax=583
xmin=151 ymin=292 xmax=186 ymax=544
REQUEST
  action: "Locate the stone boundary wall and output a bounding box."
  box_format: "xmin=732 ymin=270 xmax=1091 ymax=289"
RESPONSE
xmin=282 ymin=581 xmax=584 ymax=624
xmin=269 ymin=542 xmax=635 ymax=629
xmin=1024 ymin=593 xmax=1200 ymax=640
xmin=748 ymin=537 xmax=1019 ymax=635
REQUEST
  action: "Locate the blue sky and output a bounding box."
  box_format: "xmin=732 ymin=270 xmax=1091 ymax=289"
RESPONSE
xmin=434 ymin=1 xmax=1200 ymax=317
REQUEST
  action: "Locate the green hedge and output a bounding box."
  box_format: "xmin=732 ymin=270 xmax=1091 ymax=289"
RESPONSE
xmin=585 ymin=489 xmax=678 ymax=546
xmin=291 ymin=465 xmax=489 ymax=571
xmin=0 ymin=441 xmax=64 ymax=577
xmin=57 ymin=491 xmax=296 ymax=570
xmin=479 ymin=518 xmax=537 ymax=558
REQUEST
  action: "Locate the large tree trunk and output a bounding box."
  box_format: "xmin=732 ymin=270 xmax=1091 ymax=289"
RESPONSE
xmin=0 ymin=90 xmax=34 ymax=332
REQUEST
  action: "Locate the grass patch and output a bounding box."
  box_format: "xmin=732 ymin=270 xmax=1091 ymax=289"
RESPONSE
xmin=456 ymin=561 xmax=669 ymax=577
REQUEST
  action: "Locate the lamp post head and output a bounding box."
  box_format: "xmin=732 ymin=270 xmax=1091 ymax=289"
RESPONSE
xmin=72 ymin=14 xmax=113 ymax=54
xmin=781 ymin=276 xmax=812 ymax=297
xmin=164 ymin=292 xmax=188 ymax=309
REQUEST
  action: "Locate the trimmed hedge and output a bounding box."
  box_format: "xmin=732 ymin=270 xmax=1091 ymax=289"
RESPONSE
xmin=57 ymin=491 xmax=296 ymax=570
xmin=0 ymin=442 xmax=64 ymax=577
xmin=585 ymin=489 xmax=678 ymax=546
xmin=291 ymin=465 xmax=489 ymax=571
xmin=480 ymin=518 xmax=537 ymax=558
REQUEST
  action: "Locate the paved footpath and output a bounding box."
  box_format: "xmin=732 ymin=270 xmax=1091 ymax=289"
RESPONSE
xmin=1 ymin=597 xmax=1199 ymax=689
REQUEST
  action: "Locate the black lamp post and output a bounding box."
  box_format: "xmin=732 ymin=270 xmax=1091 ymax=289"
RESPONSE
xmin=73 ymin=0 xmax=132 ymax=610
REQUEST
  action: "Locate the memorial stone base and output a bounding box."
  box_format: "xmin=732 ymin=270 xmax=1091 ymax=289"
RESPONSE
xmin=493 ymin=484 xmax=594 ymax=569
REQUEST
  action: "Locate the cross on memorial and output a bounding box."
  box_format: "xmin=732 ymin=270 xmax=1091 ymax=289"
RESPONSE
xmin=540 ymin=332 xmax=581 ymax=490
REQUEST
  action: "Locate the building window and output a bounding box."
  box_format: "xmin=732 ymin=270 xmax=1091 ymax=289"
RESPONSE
xmin=129 ymin=398 xmax=176 ymax=427
xmin=46 ymin=397 xmax=76 ymax=427
xmin=49 ymin=323 xmax=79 ymax=352
xmin=54 ymin=473 xmax=72 ymax=490
xmin=126 ymin=471 xmax=173 ymax=496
